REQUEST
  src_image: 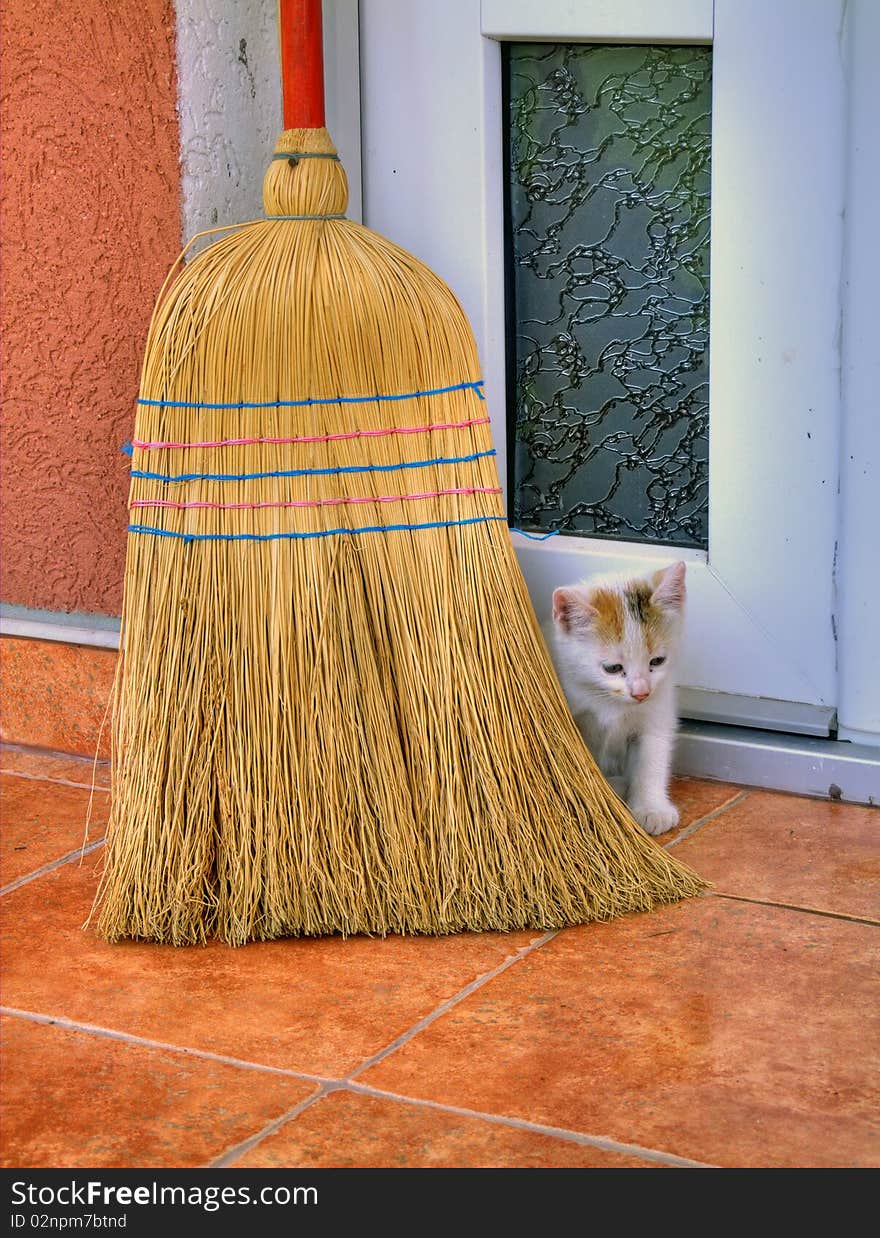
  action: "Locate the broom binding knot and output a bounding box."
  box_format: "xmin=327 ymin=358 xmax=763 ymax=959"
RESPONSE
xmin=270 ymin=151 xmax=341 ymax=165
xmin=265 ymin=214 xmax=347 ymax=221
xmin=264 ymin=128 xmax=347 ymax=217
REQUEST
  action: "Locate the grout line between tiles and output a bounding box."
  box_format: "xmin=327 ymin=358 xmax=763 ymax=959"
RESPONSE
xmin=343 ymin=1081 xmax=717 ymax=1168
xmin=1 ymin=742 xmax=107 ymax=761
xmin=346 ymin=930 xmax=559 ymax=1081
xmin=0 ymin=1006 xmax=335 ymax=1084
xmin=208 ymin=1085 xmax=339 ymax=1169
xmin=214 ymin=1079 xmax=715 ymax=1170
xmin=707 ymin=890 xmax=880 ymax=926
xmin=209 ymin=932 xmax=567 ymax=1167
xmin=4 ymin=1002 xmax=708 ymax=1170
xmin=211 ymin=1081 xmax=715 ymax=1171
xmin=1 ymin=741 xmax=110 ymax=782
xmin=0 ymin=769 xmax=111 ymax=792
xmin=664 ymin=790 xmax=751 ymax=849
xmin=6 ymin=1003 xmax=701 ymax=1172
xmin=0 ymin=838 xmax=106 ymax=896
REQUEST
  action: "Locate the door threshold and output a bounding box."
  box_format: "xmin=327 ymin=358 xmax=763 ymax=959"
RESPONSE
xmin=675 ymin=720 xmax=879 ymax=807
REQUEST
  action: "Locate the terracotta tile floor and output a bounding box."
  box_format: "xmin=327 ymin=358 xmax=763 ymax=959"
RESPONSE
xmin=1 ymin=744 xmax=877 ymax=1170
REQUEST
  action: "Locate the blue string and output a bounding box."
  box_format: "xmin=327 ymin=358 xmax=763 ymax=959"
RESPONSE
xmin=265 ymin=213 xmax=347 ymax=220
xmin=129 ymin=449 xmax=496 ymax=485
xmin=128 ymin=514 xmax=509 ymax=544
xmin=509 ymin=528 xmax=560 ymax=541
xmin=269 ymin=152 xmax=340 ymax=162
xmin=136 ymin=380 xmax=485 ymax=411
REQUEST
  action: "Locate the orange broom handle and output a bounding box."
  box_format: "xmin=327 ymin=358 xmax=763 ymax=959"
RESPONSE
xmin=279 ymin=0 xmax=325 ymax=129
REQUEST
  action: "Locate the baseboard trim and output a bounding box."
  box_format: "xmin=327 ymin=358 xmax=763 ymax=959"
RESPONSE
xmin=675 ymin=720 xmax=880 ymax=807
xmin=0 ymin=606 xmax=120 ymax=650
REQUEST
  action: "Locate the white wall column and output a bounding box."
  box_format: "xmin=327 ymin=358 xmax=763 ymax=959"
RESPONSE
xmin=175 ymin=0 xmax=361 ymax=241
xmin=837 ymin=0 xmax=880 ymax=746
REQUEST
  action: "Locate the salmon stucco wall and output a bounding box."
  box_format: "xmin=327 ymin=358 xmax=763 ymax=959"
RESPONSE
xmin=1 ymin=0 xmax=182 ymax=616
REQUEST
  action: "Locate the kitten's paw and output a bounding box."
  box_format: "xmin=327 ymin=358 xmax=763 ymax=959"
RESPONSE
xmin=629 ymin=800 xmax=680 ymax=836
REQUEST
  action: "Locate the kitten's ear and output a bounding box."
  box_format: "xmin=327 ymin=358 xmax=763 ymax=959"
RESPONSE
xmin=651 ymin=561 xmax=687 ymax=610
xmin=552 ymin=587 xmax=597 ymax=634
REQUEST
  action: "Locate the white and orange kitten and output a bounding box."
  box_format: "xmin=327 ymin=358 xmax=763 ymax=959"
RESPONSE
xmin=546 ymin=561 xmax=687 ymax=836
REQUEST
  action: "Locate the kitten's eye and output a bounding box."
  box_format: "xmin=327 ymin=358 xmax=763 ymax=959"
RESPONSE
xmin=649 ymin=656 xmax=666 ymax=668
xmin=602 ymin=663 xmax=624 ymax=675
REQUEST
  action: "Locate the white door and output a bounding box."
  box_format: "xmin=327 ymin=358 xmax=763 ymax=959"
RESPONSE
xmin=358 ymin=0 xmax=844 ymax=737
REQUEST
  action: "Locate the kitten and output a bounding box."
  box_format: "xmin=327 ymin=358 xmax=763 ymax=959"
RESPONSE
xmin=546 ymin=561 xmax=687 ymax=835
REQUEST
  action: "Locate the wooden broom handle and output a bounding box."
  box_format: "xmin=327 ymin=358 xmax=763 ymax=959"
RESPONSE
xmin=279 ymin=0 xmax=325 ymax=129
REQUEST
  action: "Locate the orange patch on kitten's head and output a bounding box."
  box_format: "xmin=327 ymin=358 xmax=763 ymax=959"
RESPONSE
xmin=622 ymin=581 xmax=668 ymax=646
xmin=587 ymin=588 xmax=625 ymax=643
xmin=552 ymin=562 xmax=687 ymax=644
xmin=553 ymin=585 xmax=616 ymax=640
xmin=551 ymin=585 xmax=626 ymax=642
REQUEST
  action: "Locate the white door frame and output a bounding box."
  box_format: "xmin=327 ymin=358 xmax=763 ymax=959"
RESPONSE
xmin=358 ymin=0 xmax=880 ymax=800
xmin=360 ymin=0 xmax=843 ymax=717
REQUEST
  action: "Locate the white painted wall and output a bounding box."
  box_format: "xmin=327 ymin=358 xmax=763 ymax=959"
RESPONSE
xmin=175 ymin=0 xmax=361 ymax=243
xmin=837 ymin=0 xmax=880 ymax=746
xmin=175 ymin=0 xmax=284 ymax=236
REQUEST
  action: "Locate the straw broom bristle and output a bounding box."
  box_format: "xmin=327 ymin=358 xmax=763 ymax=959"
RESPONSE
xmin=90 ymin=128 xmax=706 ymax=946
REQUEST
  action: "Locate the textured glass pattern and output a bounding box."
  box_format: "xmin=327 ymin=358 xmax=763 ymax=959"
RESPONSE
xmin=507 ymin=43 xmax=711 ymax=547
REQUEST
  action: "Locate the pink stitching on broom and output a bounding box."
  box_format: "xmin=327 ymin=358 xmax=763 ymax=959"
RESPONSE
xmin=130 ymin=486 xmax=503 ymax=511
xmin=130 ymin=417 xmax=491 ymax=451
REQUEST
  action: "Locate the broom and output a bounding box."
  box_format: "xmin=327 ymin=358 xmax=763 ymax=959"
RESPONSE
xmin=90 ymin=0 xmax=705 ymax=946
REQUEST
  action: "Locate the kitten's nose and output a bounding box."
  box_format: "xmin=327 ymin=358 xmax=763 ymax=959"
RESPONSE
xmin=630 ymin=679 xmax=650 ymax=702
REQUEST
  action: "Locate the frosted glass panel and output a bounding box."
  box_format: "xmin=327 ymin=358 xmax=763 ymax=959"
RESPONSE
xmin=507 ymin=43 xmax=711 ymax=548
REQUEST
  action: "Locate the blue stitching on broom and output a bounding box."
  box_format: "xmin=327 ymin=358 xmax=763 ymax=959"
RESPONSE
xmin=135 ymin=380 xmax=485 ymax=410
xmin=124 ymin=449 xmax=497 ymax=484
xmin=128 ymin=515 xmax=510 ymax=543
